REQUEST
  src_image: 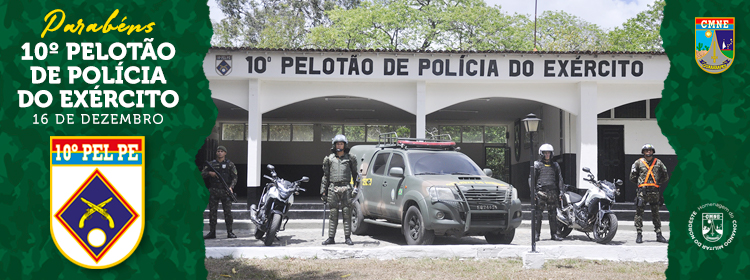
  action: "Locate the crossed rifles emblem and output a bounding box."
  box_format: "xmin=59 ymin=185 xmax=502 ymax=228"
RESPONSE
xmin=78 ymin=197 xmax=115 ymax=229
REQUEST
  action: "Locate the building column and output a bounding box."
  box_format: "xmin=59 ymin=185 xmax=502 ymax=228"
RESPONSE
xmin=577 ymin=82 xmax=598 ymax=189
xmin=416 ymin=81 xmax=426 ymax=139
xmin=247 ymin=79 xmax=262 ymax=206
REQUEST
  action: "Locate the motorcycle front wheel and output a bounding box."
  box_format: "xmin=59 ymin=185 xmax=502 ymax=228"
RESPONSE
xmin=264 ymin=213 xmax=282 ymax=246
xmin=254 ymin=228 xmax=265 ymax=240
xmin=593 ymin=213 xmax=618 ymax=244
xmin=556 ymin=223 xmax=573 ymax=238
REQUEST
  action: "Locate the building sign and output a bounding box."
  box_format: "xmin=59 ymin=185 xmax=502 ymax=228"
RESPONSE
xmin=207 ymin=52 xmax=665 ymax=81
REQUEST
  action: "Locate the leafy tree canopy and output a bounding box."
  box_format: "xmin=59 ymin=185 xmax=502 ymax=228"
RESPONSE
xmin=213 ymin=0 xmax=665 ymax=52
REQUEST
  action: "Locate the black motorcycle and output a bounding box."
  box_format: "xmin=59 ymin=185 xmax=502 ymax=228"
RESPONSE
xmin=556 ymin=167 xmax=622 ymax=244
xmin=250 ymin=164 xmax=308 ymax=246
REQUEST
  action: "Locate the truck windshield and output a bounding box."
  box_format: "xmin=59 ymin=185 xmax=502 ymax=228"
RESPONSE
xmin=409 ymin=153 xmax=484 ymax=176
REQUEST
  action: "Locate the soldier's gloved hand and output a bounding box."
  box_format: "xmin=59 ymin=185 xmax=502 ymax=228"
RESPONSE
xmin=536 ymin=191 xmax=548 ymax=200
xmin=352 ymin=188 xmax=359 ymax=196
xmin=321 ymin=194 xmax=327 ymax=202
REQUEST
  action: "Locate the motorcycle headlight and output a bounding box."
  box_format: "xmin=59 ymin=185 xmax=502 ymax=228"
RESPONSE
xmin=268 ymin=186 xmax=279 ymax=200
xmin=603 ymin=185 xmax=615 ymax=200
xmin=429 ymin=186 xmax=461 ymax=202
xmin=278 ymin=188 xmax=292 ymax=200
xmin=278 ymin=181 xmax=294 ymax=200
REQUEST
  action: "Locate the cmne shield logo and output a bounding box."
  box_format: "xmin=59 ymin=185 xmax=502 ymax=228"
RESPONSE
xmin=702 ymin=213 xmax=723 ymax=242
xmin=695 ymin=17 xmax=734 ymax=74
xmin=216 ymin=55 xmax=232 ymax=76
xmin=51 ymin=137 xmax=144 ymax=269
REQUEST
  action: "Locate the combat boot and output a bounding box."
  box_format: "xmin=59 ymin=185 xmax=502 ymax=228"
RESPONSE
xmin=227 ymin=224 xmax=237 ymax=238
xmin=656 ymin=232 xmax=667 ymax=243
xmin=636 ymin=232 xmax=643 ymax=243
xmin=203 ymin=230 xmax=216 ymax=239
xmin=551 ymin=234 xmax=563 ymax=241
xmin=322 ymin=237 xmax=335 ymax=245
xmin=345 ymin=236 xmax=353 ymax=245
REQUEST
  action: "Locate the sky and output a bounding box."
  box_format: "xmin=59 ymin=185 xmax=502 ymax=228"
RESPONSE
xmin=207 ymin=0 xmax=657 ymax=31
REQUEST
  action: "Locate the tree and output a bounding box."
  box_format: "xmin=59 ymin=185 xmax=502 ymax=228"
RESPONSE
xmin=212 ymin=0 xmax=361 ymax=48
xmin=212 ymin=0 xmax=664 ymax=53
xmin=607 ymin=0 xmax=665 ymax=52
xmin=309 ymin=0 xmax=533 ymax=51
xmin=534 ymin=10 xmax=609 ymax=51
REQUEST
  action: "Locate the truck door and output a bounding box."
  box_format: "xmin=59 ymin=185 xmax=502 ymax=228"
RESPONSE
xmin=364 ymin=152 xmax=390 ymax=216
xmin=381 ymin=152 xmax=406 ymax=220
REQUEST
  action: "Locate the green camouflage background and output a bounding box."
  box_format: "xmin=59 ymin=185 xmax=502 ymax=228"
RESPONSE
xmin=0 ymin=0 xmax=214 ymax=279
xmin=660 ymin=0 xmax=750 ymax=278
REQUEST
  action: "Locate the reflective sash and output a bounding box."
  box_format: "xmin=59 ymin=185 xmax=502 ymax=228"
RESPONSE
xmin=638 ymin=158 xmax=659 ymax=188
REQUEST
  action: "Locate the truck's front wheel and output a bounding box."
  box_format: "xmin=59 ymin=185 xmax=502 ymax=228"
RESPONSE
xmin=351 ymin=200 xmax=369 ymax=235
xmin=403 ymin=206 xmax=435 ymax=245
xmin=485 ymin=228 xmax=515 ymax=244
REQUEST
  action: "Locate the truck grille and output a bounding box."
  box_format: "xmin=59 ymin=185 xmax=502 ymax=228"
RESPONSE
xmin=463 ymin=190 xmax=505 ymax=205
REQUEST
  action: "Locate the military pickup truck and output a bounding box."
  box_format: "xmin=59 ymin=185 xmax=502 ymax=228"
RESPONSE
xmin=349 ymin=133 xmax=522 ymax=245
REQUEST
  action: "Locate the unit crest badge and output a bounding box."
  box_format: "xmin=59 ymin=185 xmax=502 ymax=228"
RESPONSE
xmin=695 ymin=17 xmax=734 ymax=74
xmin=216 ymin=55 xmax=232 ymax=76
xmin=51 ymin=137 xmax=144 ymax=269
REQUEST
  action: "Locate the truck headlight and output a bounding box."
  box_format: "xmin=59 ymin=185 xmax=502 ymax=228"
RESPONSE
xmin=429 ymin=186 xmax=461 ymax=202
xmin=510 ymin=187 xmax=518 ymax=200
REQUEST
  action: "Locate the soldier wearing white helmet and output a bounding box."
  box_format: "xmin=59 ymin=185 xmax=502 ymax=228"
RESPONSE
xmin=321 ymin=134 xmax=359 ymax=245
xmin=630 ymin=143 xmax=669 ymax=243
xmin=529 ymin=143 xmax=565 ymax=241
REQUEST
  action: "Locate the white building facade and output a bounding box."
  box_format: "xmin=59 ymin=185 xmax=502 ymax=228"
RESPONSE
xmin=203 ymin=48 xmax=673 ymax=203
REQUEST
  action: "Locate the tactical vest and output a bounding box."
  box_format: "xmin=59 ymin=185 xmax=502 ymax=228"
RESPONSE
xmin=328 ymin=154 xmax=354 ymax=184
xmin=537 ymin=162 xmax=559 ymax=189
xmin=209 ymin=159 xmax=232 ymax=188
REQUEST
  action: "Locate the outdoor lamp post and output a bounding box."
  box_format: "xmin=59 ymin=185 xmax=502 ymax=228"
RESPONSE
xmin=522 ymin=113 xmax=541 ymax=252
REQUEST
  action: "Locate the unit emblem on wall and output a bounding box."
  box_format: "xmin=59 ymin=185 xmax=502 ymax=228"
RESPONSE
xmin=216 ymin=55 xmax=233 ymax=76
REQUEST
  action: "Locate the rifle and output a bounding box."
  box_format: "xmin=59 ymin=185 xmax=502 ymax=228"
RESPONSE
xmin=205 ymin=160 xmax=238 ymax=203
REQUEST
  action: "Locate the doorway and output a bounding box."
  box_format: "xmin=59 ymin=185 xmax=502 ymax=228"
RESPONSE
xmin=597 ymin=125 xmax=625 ymax=202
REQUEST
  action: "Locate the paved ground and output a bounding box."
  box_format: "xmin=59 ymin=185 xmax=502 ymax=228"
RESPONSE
xmin=204 ymin=219 xmax=669 ymax=262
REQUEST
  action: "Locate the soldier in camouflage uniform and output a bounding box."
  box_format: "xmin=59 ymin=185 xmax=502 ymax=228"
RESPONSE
xmin=321 ymin=135 xmax=359 ymax=246
xmin=202 ymin=146 xmax=238 ymax=239
xmin=630 ymin=143 xmax=669 ymax=243
xmin=529 ymin=144 xmax=564 ymax=241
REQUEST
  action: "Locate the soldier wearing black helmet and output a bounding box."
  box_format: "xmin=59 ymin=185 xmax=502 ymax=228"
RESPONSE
xmin=321 ymin=135 xmax=359 ymax=245
xmin=629 ymin=143 xmax=669 ymax=243
xmin=202 ymin=146 xmax=238 ymax=239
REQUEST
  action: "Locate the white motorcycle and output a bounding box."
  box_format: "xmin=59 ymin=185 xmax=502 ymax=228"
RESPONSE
xmin=250 ymin=164 xmax=308 ymax=246
xmin=556 ymin=167 xmax=622 ymax=244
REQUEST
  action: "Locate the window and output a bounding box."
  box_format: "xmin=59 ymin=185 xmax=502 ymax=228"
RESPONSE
xmin=261 ymin=124 xmax=268 ymax=141
xmin=367 ymin=125 xmax=410 ymax=142
xmin=372 ymin=153 xmax=390 ymax=175
xmin=321 ymin=125 xmax=342 ymax=141
xmin=439 ymin=126 xmax=461 ymax=142
xmin=269 ymin=124 xmax=291 ymax=141
xmin=388 ymin=154 xmax=405 ymax=176
xmin=462 ymin=126 xmax=484 ymax=143
xmin=408 ymin=153 xmax=483 ymax=176
xmin=649 ymin=98 xmax=661 ymax=119
xmin=614 ymin=100 xmax=647 ymax=118
xmin=344 ymin=125 xmax=366 ymax=142
xmin=484 ymin=126 xmax=507 ymax=144
xmin=222 ymin=124 xmax=244 ymax=140
xmin=292 ymin=124 xmax=313 ymax=141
